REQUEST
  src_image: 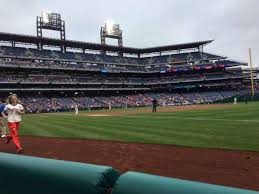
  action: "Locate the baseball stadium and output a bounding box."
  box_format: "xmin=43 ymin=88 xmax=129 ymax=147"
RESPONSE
xmin=0 ymin=5 xmax=259 ymax=194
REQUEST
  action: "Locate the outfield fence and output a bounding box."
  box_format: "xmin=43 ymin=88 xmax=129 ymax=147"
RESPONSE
xmin=214 ymin=94 xmax=259 ymax=104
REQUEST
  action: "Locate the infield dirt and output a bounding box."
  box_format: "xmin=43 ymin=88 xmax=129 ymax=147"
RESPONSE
xmin=83 ymin=104 xmax=232 ymax=117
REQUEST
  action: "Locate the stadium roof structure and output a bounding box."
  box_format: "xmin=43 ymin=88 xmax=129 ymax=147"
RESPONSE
xmin=0 ymin=32 xmax=213 ymax=56
xmin=139 ymin=40 xmax=213 ymax=54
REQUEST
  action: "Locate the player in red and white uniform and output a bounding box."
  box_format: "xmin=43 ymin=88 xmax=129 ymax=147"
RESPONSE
xmin=4 ymin=94 xmax=25 ymax=153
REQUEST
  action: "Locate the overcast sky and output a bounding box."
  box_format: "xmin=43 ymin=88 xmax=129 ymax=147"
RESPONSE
xmin=0 ymin=0 xmax=258 ymax=67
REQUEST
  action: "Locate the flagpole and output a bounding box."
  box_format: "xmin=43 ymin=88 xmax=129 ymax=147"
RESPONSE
xmin=249 ymin=48 xmax=255 ymax=101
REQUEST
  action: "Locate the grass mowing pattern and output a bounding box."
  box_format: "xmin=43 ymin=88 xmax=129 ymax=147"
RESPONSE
xmin=20 ymin=103 xmax=259 ymax=152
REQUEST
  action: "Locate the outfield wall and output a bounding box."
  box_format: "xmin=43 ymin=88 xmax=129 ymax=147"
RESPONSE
xmin=0 ymin=153 xmax=258 ymax=194
xmin=215 ymin=94 xmax=259 ymax=103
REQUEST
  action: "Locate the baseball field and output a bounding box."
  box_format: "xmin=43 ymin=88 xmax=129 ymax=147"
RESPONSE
xmin=21 ymin=103 xmax=259 ymax=151
xmin=1 ymin=102 xmax=259 ymax=190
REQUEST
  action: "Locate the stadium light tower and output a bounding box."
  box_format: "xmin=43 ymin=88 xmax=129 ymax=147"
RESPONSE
xmin=36 ymin=11 xmax=66 ymax=51
xmin=100 ymin=20 xmax=123 ymax=55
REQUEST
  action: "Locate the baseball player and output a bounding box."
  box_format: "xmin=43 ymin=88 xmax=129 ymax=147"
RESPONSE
xmin=75 ymin=104 xmax=78 ymax=115
xmin=152 ymin=98 xmax=158 ymax=112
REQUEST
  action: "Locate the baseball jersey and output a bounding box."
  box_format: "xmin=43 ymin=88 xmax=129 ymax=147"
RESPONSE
xmin=4 ymin=104 xmax=24 ymax=122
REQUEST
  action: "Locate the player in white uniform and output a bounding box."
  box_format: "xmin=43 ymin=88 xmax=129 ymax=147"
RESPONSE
xmin=108 ymin=101 xmax=111 ymax=110
xmin=75 ymin=104 xmax=78 ymax=115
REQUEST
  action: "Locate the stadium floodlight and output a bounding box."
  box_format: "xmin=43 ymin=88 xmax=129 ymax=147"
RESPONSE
xmin=36 ymin=11 xmax=66 ymax=51
xmin=105 ymin=20 xmax=115 ymax=35
xmin=101 ymin=20 xmax=123 ymax=51
xmin=40 ymin=11 xmax=62 ymax=29
xmin=42 ymin=10 xmax=51 ymax=23
xmin=103 ymin=20 xmax=121 ymax=37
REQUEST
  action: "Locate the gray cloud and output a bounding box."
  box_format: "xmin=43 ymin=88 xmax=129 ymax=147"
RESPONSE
xmin=0 ymin=0 xmax=258 ymax=66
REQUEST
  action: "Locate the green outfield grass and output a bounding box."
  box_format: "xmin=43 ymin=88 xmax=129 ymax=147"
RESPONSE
xmin=20 ymin=102 xmax=259 ymax=152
